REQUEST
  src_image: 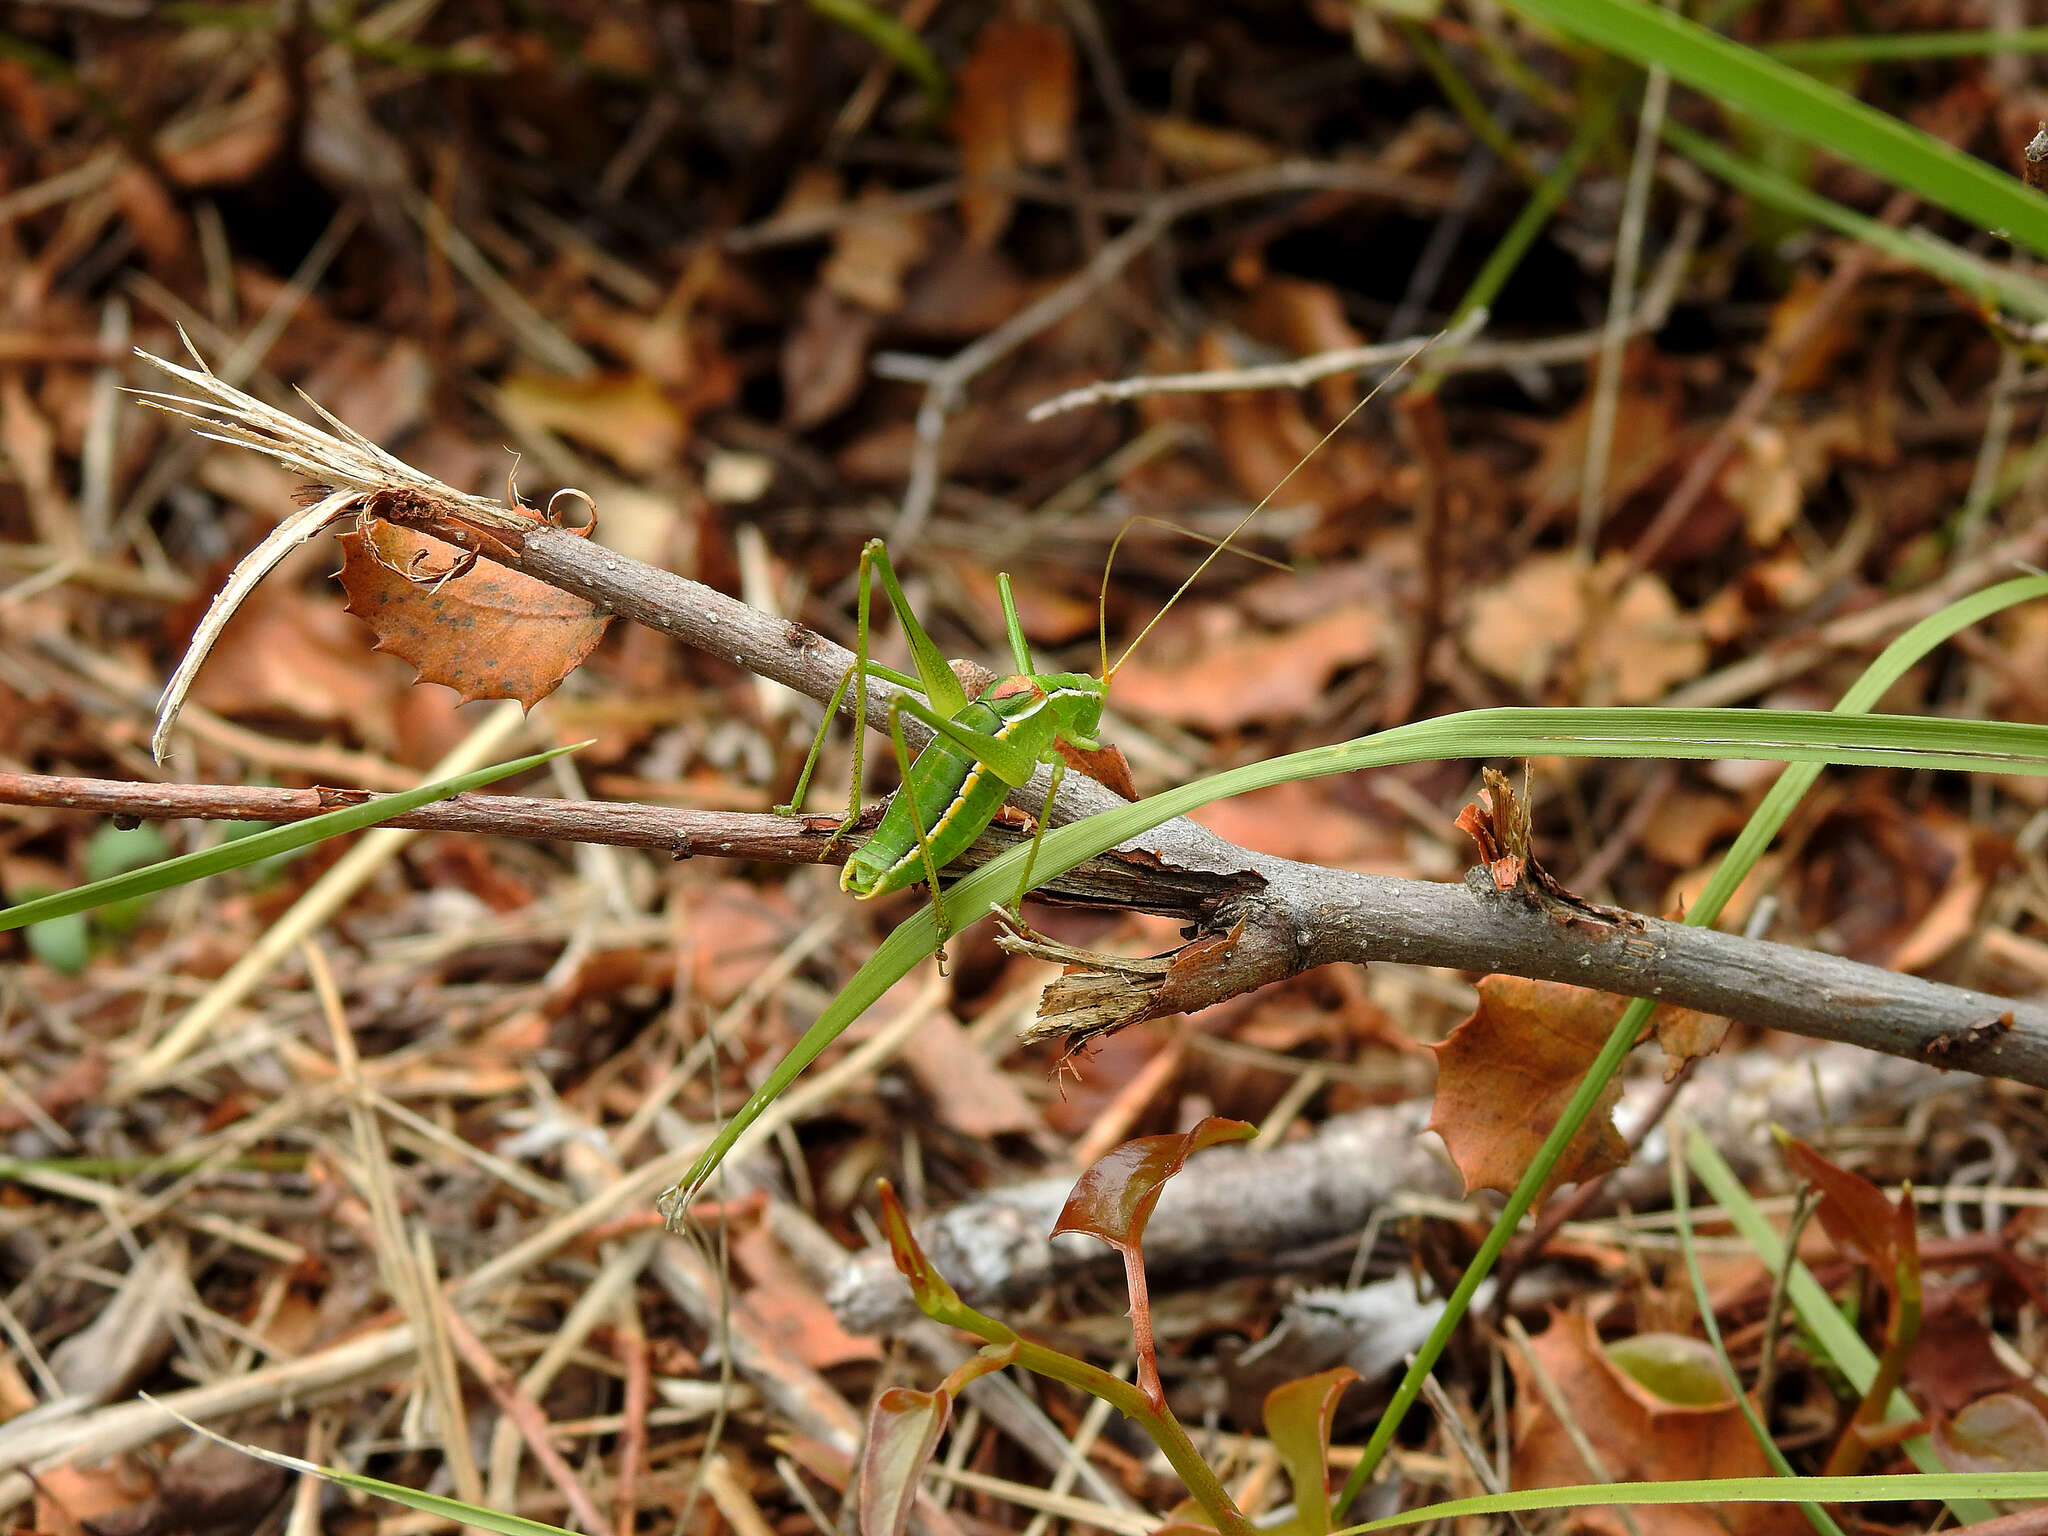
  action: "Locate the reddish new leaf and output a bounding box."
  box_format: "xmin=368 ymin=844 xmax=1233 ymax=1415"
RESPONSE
xmin=337 ymin=518 xmax=612 ymax=708
xmin=1052 ymin=1118 xmax=1255 ymax=1410
xmin=1262 ymin=1367 xmax=1358 ymax=1536
xmin=1053 ymin=1117 xmax=1257 ymax=1254
xmin=859 ymin=1387 xmax=949 ymax=1536
xmin=1778 ymin=1133 xmax=1916 ymax=1283
xmin=877 ymin=1179 xmax=969 ymax=1325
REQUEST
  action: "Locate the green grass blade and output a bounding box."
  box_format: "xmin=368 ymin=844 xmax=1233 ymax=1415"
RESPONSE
xmin=147 ymin=1396 xmax=577 ymax=1536
xmin=1337 ymin=1472 xmax=2048 ymax=1531
xmin=1770 ymin=28 xmax=2048 ymax=65
xmin=0 ymin=743 xmax=582 ymax=933
xmin=670 ymin=697 xmax=2048 ymax=1204
xmin=1670 ymin=1124 xmax=1846 ymax=1536
xmin=1687 ymin=1128 xmax=1987 ymax=1518
xmin=1497 ymin=0 xmax=2048 ymax=256
xmin=1663 ymin=121 xmax=2048 ymax=320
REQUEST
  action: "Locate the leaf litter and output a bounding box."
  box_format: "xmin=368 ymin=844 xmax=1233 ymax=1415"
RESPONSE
xmin=3 ymin=5 xmax=2048 ymax=1536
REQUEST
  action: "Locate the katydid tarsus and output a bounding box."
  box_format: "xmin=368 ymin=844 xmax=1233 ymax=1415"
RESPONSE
xmin=778 ymin=351 xmax=1429 ymax=957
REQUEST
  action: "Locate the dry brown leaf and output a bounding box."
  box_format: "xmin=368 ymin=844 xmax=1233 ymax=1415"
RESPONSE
xmin=1584 ymin=557 xmax=1707 ymax=704
xmin=1796 ymin=796 xmax=1985 ymax=969
xmin=901 ymin=1010 xmax=1043 ymax=1138
xmin=1198 ymin=333 xmax=1379 ymax=513
xmin=1759 ymin=267 xmax=1865 ymax=394
xmin=336 ymin=517 xmax=613 ymax=708
xmin=1716 ymin=424 xmax=1801 ymax=546
xmin=950 ymin=20 xmax=1077 ymax=246
xmin=496 ymin=369 xmax=689 ymax=476
xmin=1427 ymin=976 xmax=1632 ymax=1202
xmin=32 ymin=1455 xmax=159 ymax=1536
xmin=1462 ymin=553 xmax=1586 ymax=696
xmin=1190 ymin=780 xmax=1405 ymax=869
xmin=734 ymin=1225 xmax=882 ymax=1370
xmin=190 ymin=578 xmax=408 ymax=750
xmin=947 ymin=561 xmax=1100 ymax=647
xmin=895 ymin=238 xmax=1032 ymax=339
xmin=783 ymin=287 xmax=881 ymax=429
xmin=1141 ymin=115 xmax=1280 ymax=174
xmin=823 ymin=185 xmax=931 ymax=314
xmin=111 ymin=162 xmax=192 ymax=276
xmin=160 ymin=71 xmax=288 ymax=186
xmin=1241 ymin=276 xmax=1366 ymax=415
xmin=1113 ymin=603 xmax=1382 ymax=732
xmin=1464 ymin=554 xmax=1704 ymax=704
xmin=1511 ymin=1311 xmax=1805 ymax=1536
xmin=1517 ymin=358 xmax=1683 ymax=517
xmin=301 ymin=336 xmax=434 ymax=447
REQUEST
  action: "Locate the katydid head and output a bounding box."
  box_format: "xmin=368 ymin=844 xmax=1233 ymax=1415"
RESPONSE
xmin=1095 ymin=312 xmax=1481 ymax=691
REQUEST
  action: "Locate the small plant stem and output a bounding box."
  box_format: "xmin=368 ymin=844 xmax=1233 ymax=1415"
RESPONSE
xmin=1669 ymin=1119 xmax=1846 ymax=1536
xmin=1336 ymin=997 xmax=1652 ymax=1509
xmin=940 ymin=1317 xmax=1253 ymax=1536
xmin=1398 ymin=19 xmax=1540 ymax=185
xmin=1754 ymin=1189 xmax=1819 ymax=1411
xmin=1822 ymin=1245 xmax=1923 ymax=1477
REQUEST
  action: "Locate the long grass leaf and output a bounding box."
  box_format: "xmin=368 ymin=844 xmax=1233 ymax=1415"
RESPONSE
xmin=1687 ymin=1129 xmax=1981 ymax=1514
xmin=1336 ymin=1472 xmax=2048 ymax=1531
xmin=670 ymin=698 xmax=2048 ymax=1205
xmin=1663 ymin=122 xmax=2048 ymax=320
xmin=1497 ymin=0 xmax=2048 ymax=256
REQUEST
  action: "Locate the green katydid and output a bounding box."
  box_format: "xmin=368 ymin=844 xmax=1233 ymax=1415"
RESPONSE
xmin=778 ymin=407 xmax=1388 ymax=952
xmin=774 ymin=325 xmax=1490 ymax=948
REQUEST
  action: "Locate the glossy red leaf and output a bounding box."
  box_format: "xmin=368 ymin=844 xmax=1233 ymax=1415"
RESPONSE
xmin=1779 ymin=1133 xmax=1916 ymax=1283
xmin=1052 ymin=1117 xmax=1256 ymax=1252
xmin=1051 ymin=1118 xmax=1254 ymax=1412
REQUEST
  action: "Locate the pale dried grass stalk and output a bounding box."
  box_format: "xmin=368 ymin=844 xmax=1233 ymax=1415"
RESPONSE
xmin=132 ymin=335 xmax=527 ymax=764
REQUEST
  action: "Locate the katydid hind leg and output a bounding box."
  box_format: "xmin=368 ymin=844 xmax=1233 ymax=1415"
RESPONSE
xmin=892 ymin=688 xmax=1040 ymax=786
xmin=844 ymin=543 xmax=879 ymax=837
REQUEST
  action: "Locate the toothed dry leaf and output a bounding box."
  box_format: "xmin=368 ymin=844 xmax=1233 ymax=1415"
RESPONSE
xmin=336 ymin=518 xmax=611 ymax=707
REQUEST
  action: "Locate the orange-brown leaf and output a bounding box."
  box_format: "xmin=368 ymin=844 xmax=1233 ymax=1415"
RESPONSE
xmin=1427 ymin=977 xmax=1632 ymax=1202
xmin=1112 ymin=605 xmax=1382 ymax=732
xmin=337 ymin=518 xmax=613 ymax=708
xmin=950 ymin=20 xmax=1076 ymax=247
xmin=495 ymin=369 xmax=689 ymax=476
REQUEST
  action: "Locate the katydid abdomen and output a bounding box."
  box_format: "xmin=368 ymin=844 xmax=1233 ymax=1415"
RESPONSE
xmin=843 ymin=672 xmax=1105 ymax=901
